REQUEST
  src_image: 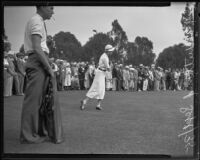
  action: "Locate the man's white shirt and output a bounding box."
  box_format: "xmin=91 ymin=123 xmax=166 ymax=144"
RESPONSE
xmin=24 ymin=13 xmax=49 ymax=54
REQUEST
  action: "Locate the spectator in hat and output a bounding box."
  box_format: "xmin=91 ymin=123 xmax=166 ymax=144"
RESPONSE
xmin=179 ymin=69 xmax=185 ymax=90
xmin=64 ymin=62 xmax=71 ymax=90
xmin=4 ymin=51 xmax=9 ymax=97
xmin=78 ymin=62 xmax=85 ymax=90
xmin=7 ymin=51 xmax=21 ymax=96
xmin=70 ymin=62 xmax=76 ymax=89
xmin=80 ymin=44 xmax=114 ymax=110
xmin=116 ymin=64 xmax=123 ymax=91
xmin=160 ymin=68 xmax=166 ymax=91
xmin=49 ymin=57 xmax=59 ymax=91
xmin=123 ymin=66 xmax=130 ymax=91
xmin=56 ymin=60 xmax=63 ymax=91
xmin=154 ymin=67 xmax=161 ymax=91
xmin=173 ymin=69 xmax=180 ymax=91
xmin=60 ymin=60 xmax=66 ymax=91
xmin=133 ymin=66 xmax=138 ymax=92
xmin=183 ymin=68 xmax=190 ymax=90
xmin=112 ymin=63 xmax=118 ymax=91
xmin=15 ymin=52 xmax=26 ymax=95
xmin=129 ymin=68 xmax=135 ymax=91
xmin=4 ymin=42 xmax=15 ymax=97
xmin=165 ymin=68 xmax=171 ymax=90
xmin=142 ymin=66 xmax=149 ymax=91
xmin=137 ymin=64 xmax=144 ymax=91
xmin=148 ymin=65 xmax=154 ymax=91
xmin=72 ymin=63 xmax=80 ymax=90
xmin=84 ymin=63 xmax=90 ymax=90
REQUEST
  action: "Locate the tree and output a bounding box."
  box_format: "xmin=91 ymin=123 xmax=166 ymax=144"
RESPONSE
xmin=126 ymin=42 xmax=138 ymax=65
xmin=3 ymin=29 xmax=10 ymax=51
xmin=19 ymin=44 xmax=25 ymax=54
xmin=82 ymin=32 xmax=113 ymax=63
xmin=3 ymin=28 xmax=8 ymax=42
xmin=47 ymin=35 xmax=56 ymax=58
xmin=126 ymin=36 xmax=155 ymax=66
xmin=108 ymin=19 xmax=128 ymax=63
xmin=156 ymin=43 xmax=190 ymax=69
xmin=181 ymin=3 xmax=194 ymax=43
xmin=53 ymin=31 xmax=82 ymax=61
xmin=181 ymin=2 xmax=194 ymax=65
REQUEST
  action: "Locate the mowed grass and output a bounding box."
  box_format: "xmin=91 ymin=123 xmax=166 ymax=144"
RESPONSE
xmin=3 ymin=90 xmax=194 ymax=156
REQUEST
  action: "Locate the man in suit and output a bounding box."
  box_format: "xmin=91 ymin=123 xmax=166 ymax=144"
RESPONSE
xmin=137 ymin=64 xmax=144 ymax=91
xmin=116 ymin=64 xmax=123 ymax=91
xmin=112 ymin=63 xmax=118 ymax=91
xmin=8 ymin=51 xmax=21 ymax=96
xmin=15 ymin=52 xmax=26 ymax=95
xmin=78 ymin=62 xmax=85 ymax=90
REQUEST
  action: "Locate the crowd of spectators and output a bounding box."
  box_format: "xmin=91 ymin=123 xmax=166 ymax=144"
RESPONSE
xmin=4 ymin=44 xmax=27 ymax=97
xmin=42 ymin=58 xmax=194 ymax=93
xmin=4 ymin=49 xmax=193 ymax=97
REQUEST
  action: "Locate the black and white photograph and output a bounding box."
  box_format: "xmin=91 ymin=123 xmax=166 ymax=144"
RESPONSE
xmin=2 ymin=1 xmax=199 ymax=159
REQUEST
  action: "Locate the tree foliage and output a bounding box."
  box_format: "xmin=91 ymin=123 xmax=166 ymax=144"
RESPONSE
xmin=19 ymin=44 xmax=25 ymax=53
xmin=3 ymin=29 xmax=10 ymax=51
xmin=3 ymin=28 xmax=8 ymax=41
xmin=82 ymin=33 xmax=113 ymax=63
xmin=47 ymin=35 xmax=56 ymax=58
xmin=181 ymin=2 xmax=194 ymax=65
xmin=181 ymin=3 xmax=194 ymax=44
xmin=108 ymin=19 xmax=128 ymax=63
xmin=53 ymin=31 xmax=82 ymax=61
xmin=11 ymin=18 xmax=159 ymax=65
xmin=49 ymin=20 xmax=157 ymax=65
xmin=156 ymin=43 xmax=190 ymax=69
xmin=126 ymin=36 xmax=155 ymax=66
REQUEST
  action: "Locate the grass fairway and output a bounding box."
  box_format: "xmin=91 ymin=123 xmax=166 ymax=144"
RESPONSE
xmin=3 ymin=90 xmax=194 ymax=157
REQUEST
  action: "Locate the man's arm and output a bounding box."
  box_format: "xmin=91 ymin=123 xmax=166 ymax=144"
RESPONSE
xmin=31 ymin=34 xmax=54 ymax=77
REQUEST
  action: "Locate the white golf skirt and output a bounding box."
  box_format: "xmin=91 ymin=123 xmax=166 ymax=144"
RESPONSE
xmin=86 ymin=69 xmax=106 ymax=100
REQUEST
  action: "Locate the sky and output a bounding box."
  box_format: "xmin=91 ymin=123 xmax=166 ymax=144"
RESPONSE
xmin=4 ymin=2 xmax=194 ymax=58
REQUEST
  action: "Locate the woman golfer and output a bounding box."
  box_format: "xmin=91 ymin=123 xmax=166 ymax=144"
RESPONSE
xmin=80 ymin=44 xmax=115 ymax=110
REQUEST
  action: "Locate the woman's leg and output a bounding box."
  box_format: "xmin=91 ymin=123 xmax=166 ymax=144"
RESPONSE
xmin=96 ymin=99 xmax=102 ymax=110
xmin=80 ymin=96 xmax=90 ymax=110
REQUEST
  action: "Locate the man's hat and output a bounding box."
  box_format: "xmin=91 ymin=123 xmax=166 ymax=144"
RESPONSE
xmin=66 ymin=63 xmax=70 ymax=67
xmin=139 ymin=64 xmax=143 ymax=67
xmin=55 ymin=59 xmax=60 ymax=63
xmin=105 ymin=44 xmax=115 ymax=52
